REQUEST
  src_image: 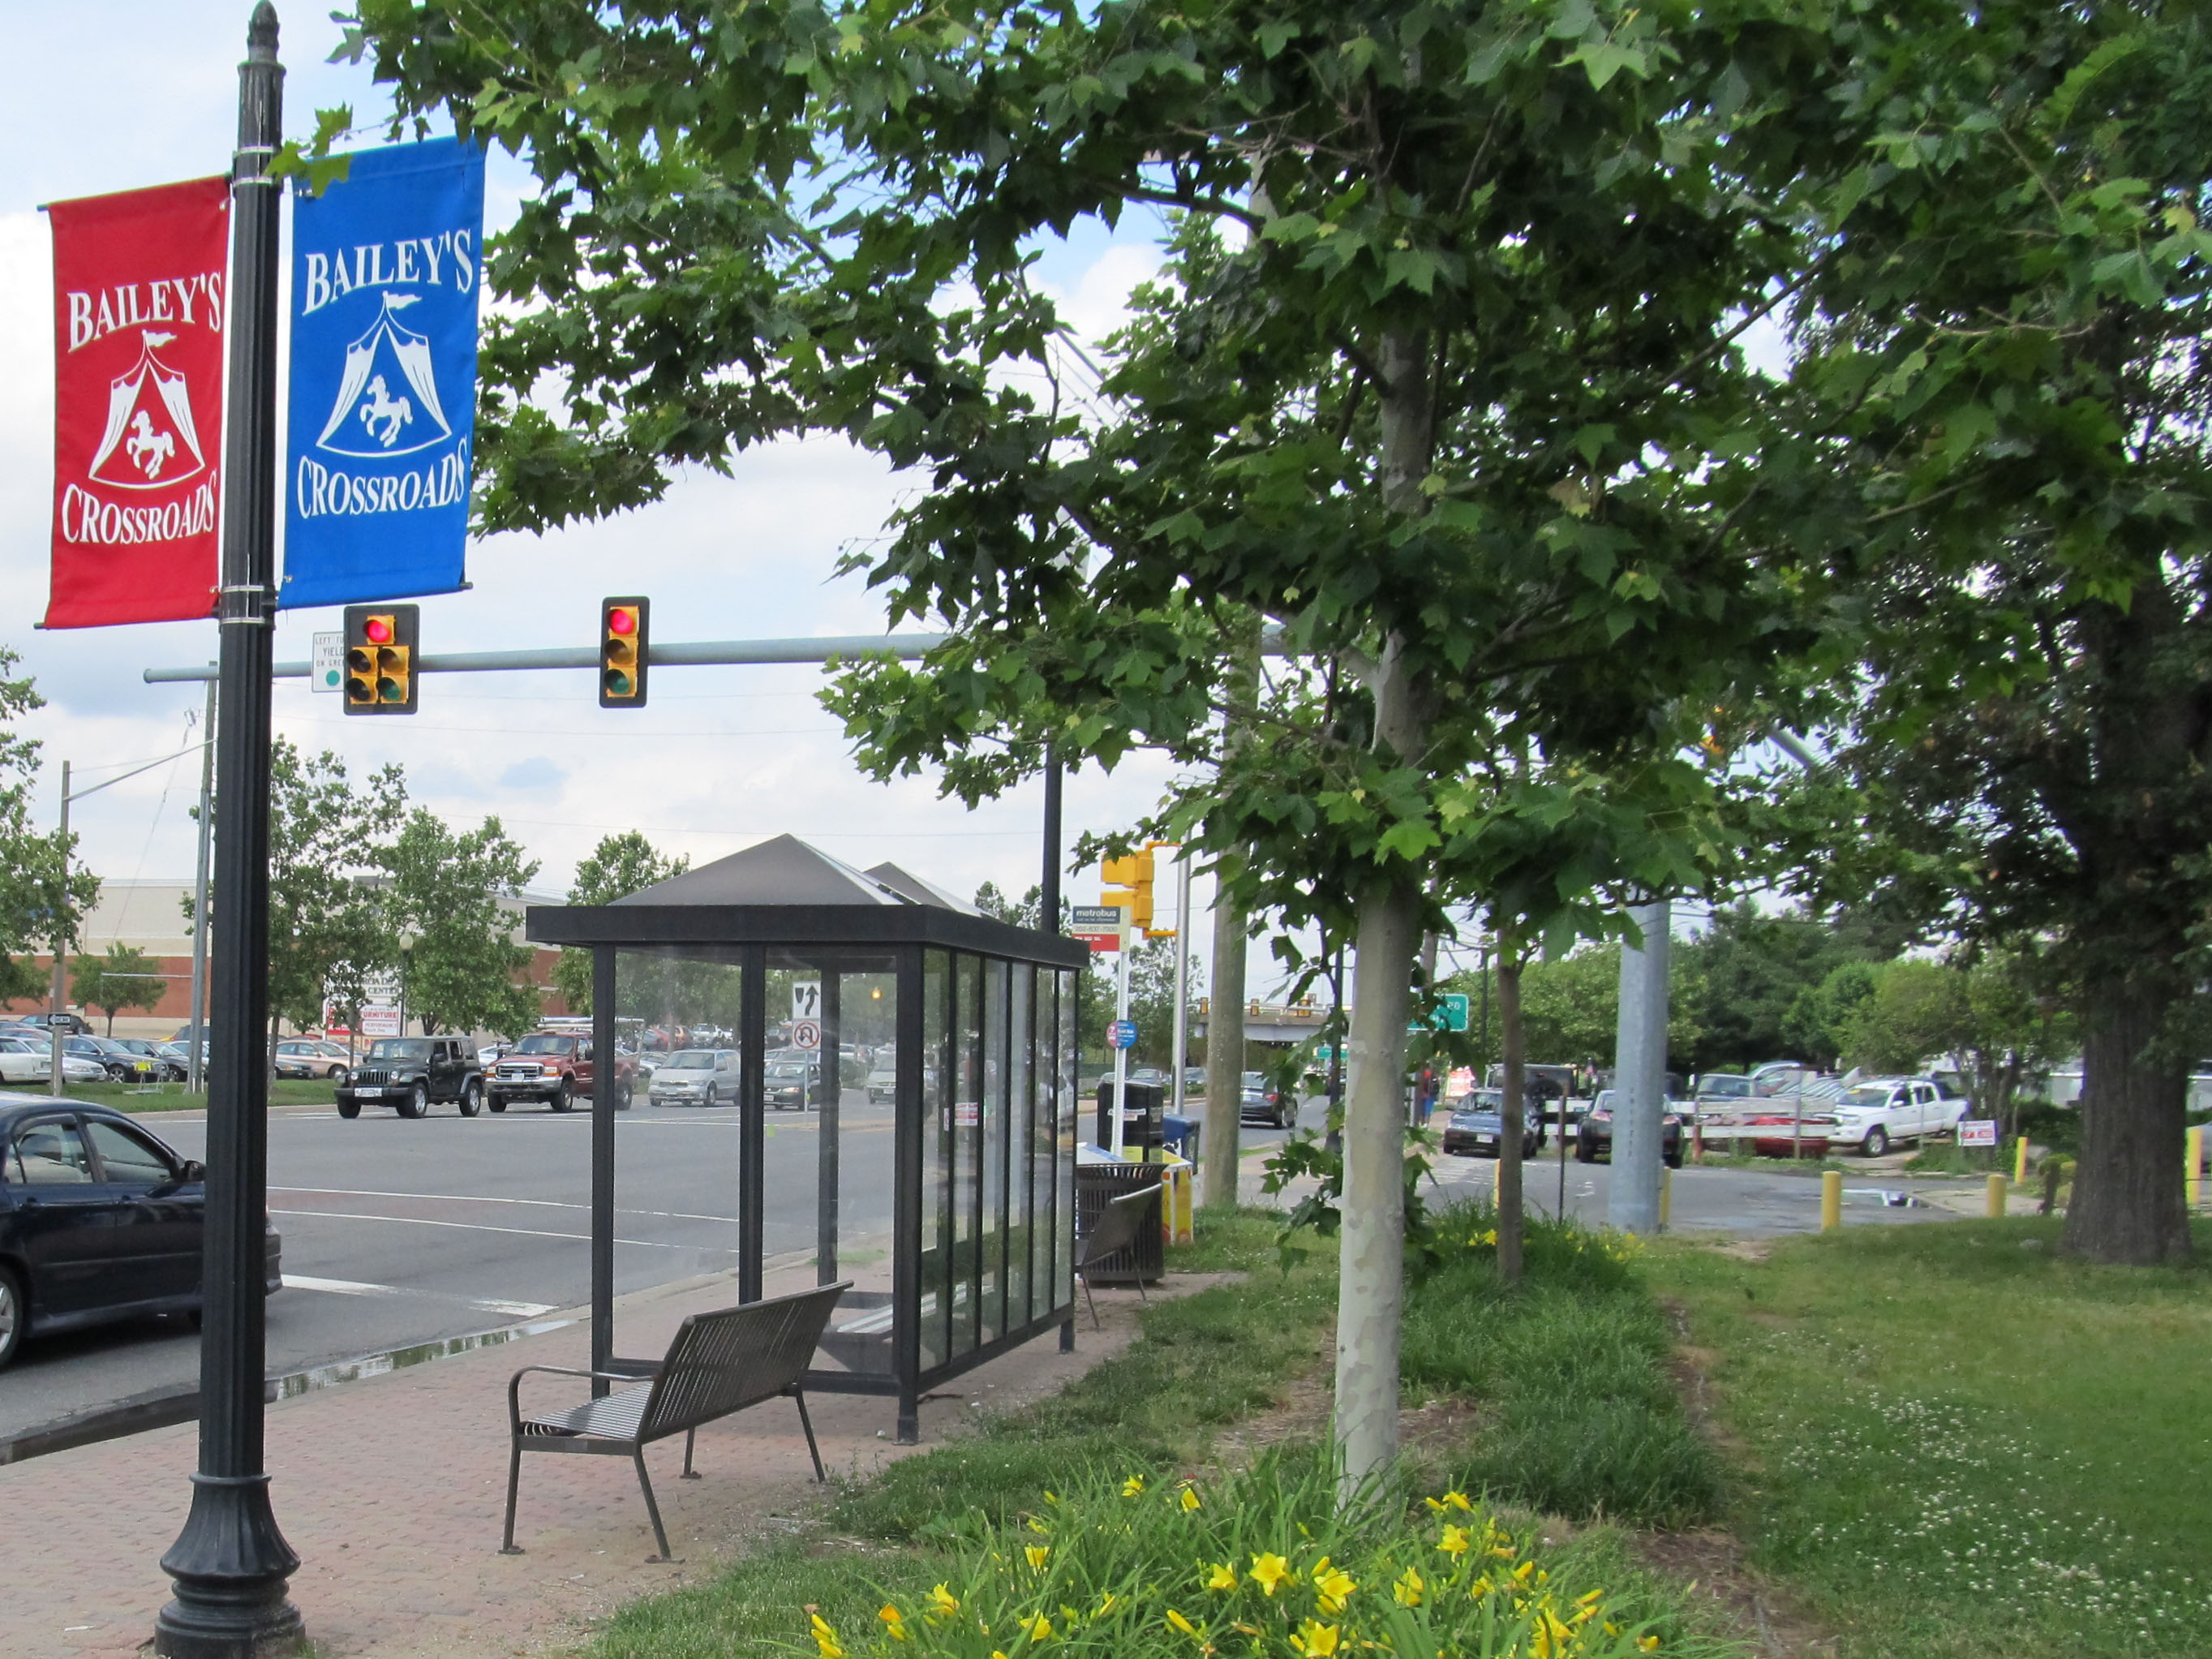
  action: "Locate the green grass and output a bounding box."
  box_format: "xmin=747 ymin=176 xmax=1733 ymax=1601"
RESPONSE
xmin=1402 ymin=1201 xmax=1720 ymax=1528
xmin=1649 ymin=1217 xmax=2212 ymax=1658
xmin=54 ymin=1078 xmax=340 ymax=1112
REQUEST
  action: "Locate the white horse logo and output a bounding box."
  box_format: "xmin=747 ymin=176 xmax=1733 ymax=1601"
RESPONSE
xmin=358 ymin=376 xmax=413 ymax=449
xmin=124 ymin=410 xmax=174 ymax=479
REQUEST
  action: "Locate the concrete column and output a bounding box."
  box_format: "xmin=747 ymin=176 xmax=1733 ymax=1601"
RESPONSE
xmin=1608 ymin=900 xmax=1669 ymax=1234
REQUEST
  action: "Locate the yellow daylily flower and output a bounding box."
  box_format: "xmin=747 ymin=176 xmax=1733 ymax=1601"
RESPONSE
xmin=1393 ymin=1566 xmax=1425 ymax=1607
xmin=878 ymin=1605 xmax=909 ymax=1642
xmin=928 ymin=1584 xmax=961 ymax=1617
xmin=1314 ymin=1565 xmax=1356 ymax=1615
xmin=810 ymin=1614 xmax=844 ymax=1659
xmin=1180 ymin=1485 xmax=1203 ymax=1512
xmin=1250 ymin=1554 xmax=1293 ymax=1596
xmin=1425 ymin=1491 xmax=1474 ymax=1513
xmin=1438 ymin=1525 xmax=1471 ymax=1556
xmin=1021 ymin=1614 xmax=1054 ymax=1642
xmin=1290 ymin=1619 xmax=1342 ymax=1657
xmin=1639 ymin=1638 xmax=1661 ymax=1653
xmin=1166 ymin=1609 xmax=1200 ymax=1637
xmin=1206 ymin=1562 xmax=1239 ymax=1592
xmin=1122 ymin=1475 xmax=1148 ymax=1498
xmin=1025 ymin=1544 xmax=1051 ymax=1571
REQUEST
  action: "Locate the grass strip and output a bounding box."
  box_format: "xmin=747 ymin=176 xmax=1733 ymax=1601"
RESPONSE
xmin=1650 ymin=1216 xmax=2212 ymax=1659
xmin=1402 ymin=1201 xmax=1721 ymax=1529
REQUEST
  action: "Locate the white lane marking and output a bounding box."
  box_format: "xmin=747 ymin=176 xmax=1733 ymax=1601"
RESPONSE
xmin=273 ymin=1207 xmax=738 ymax=1254
xmin=283 ymin=1272 xmax=557 ymax=1319
xmin=272 ymin=1186 xmax=741 ymax=1226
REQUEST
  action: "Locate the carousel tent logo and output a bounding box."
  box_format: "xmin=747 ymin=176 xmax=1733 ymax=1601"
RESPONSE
xmin=86 ymin=330 xmax=207 ymax=490
xmin=313 ymin=292 xmax=453 ymax=459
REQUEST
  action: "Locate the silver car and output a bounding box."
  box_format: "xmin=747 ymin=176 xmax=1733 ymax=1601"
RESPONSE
xmin=647 ymin=1048 xmax=741 ymax=1107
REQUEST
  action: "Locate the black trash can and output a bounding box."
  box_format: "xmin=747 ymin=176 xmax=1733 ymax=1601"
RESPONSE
xmin=1075 ymin=1158 xmax=1165 ymax=1284
xmin=1095 ymin=1078 xmax=1166 ymax=1152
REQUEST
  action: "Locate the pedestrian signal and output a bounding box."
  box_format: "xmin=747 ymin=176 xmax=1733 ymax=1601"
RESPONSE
xmin=342 ymin=604 xmax=418 ymax=715
xmin=1101 ymin=845 xmax=1156 ymax=931
xmin=599 ymin=596 xmax=649 ymax=707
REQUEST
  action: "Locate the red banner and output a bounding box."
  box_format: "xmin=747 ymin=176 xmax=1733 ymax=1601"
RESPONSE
xmin=45 ymin=177 xmax=230 ymax=629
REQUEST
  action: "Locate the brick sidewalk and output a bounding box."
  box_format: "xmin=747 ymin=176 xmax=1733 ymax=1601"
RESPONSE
xmin=0 ymin=1266 xmax=1167 ymax=1659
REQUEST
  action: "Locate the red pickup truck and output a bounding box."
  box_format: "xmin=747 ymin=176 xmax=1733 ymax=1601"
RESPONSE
xmin=486 ymin=1030 xmax=635 ymax=1112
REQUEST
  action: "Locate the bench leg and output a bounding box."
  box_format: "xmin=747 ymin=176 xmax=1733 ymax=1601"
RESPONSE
xmin=1080 ymin=1270 xmax=1101 ymax=1330
xmin=634 ymin=1450 xmax=676 ymax=1562
xmin=499 ymin=1438 xmax=525 ymax=1554
xmin=793 ymin=1389 xmax=827 ymax=1483
xmin=681 ymin=1425 xmax=699 ymax=1479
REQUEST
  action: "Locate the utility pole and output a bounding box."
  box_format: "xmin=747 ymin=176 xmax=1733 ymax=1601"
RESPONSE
xmin=1109 ymin=909 xmax=1132 ymax=1156
xmin=1039 ymin=744 xmax=1061 ymax=931
xmin=156 ymin=8 xmax=303 ymax=1655
xmin=188 ymin=670 xmax=216 ymax=1091
xmin=1608 ymin=900 xmax=1670 ymax=1236
xmin=1169 ymin=849 xmax=1191 ymax=1120
xmin=48 ymin=760 xmax=70 ymax=1098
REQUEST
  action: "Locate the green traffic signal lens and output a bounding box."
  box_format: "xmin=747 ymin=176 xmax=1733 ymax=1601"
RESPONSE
xmin=604 ymin=669 xmax=634 ymax=698
xmin=379 ymin=677 xmax=406 ymax=703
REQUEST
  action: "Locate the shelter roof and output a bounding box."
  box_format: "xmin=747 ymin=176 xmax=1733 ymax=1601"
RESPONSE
xmin=863 ymin=862 xmax=983 ymax=915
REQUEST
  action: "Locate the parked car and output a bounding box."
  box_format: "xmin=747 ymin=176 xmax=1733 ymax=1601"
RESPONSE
xmin=1183 ymin=1065 xmax=1208 ymax=1096
xmin=0 ymin=1035 xmax=106 ymax=1085
xmin=335 ymin=1036 xmax=483 ymax=1120
xmin=1792 ymin=1076 xmax=1969 ymax=1158
xmin=866 ymin=1059 xmax=898 ymax=1106
xmin=274 ymin=1039 xmax=349 ymax=1081
xmin=477 ymin=1042 xmax=509 ymax=1071
xmin=0 ymin=1098 xmax=282 ymax=1369
xmin=1692 ymin=1072 xmax=1753 ymax=1102
xmin=1239 ymin=1070 xmax=1292 ymax=1128
xmin=765 ymin=1057 xmax=816 ymax=1111
xmin=110 ymin=1038 xmax=188 ymax=1081
xmin=1575 ymin=1090 xmax=1686 ymax=1167
xmin=1441 ymin=1088 xmax=1545 ymax=1159
xmin=67 ymin=1036 xmax=148 ymax=1081
xmin=648 ymin=1049 xmax=741 ymax=1107
xmin=15 ymin=1012 xmax=92 ymax=1038
xmin=487 ymin=1030 xmax=634 ymax=1112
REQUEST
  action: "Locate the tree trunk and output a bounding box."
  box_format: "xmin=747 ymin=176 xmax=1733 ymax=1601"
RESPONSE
xmin=1202 ymin=857 xmax=1248 ymax=1211
xmin=1496 ymin=947 xmax=1527 ymax=1286
xmin=1334 ymin=859 xmax=1421 ymax=1495
xmin=2063 ymin=970 xmax=2192 ymax=1263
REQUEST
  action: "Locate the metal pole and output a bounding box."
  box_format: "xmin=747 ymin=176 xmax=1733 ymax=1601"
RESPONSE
xmin=818 ymin=970 xmax=841 ymax=1283
xmin=1039 ymin=744 xmax=1061 ymax=931
xmin=738 ymin=944 xmax=766 ymax=1302
xmin=1170 ymin=849 xmax=1191 ymax=1121
xmin=1110 ymin=915 xmax=1131 ymax=1156
xmin=49 ymin=761 xmax=68 ymax=1098
xmin=1606 ymin=900 xmax=1669 ymax=1236
xmin=188 ymin=672 xmax=216 ymax=1091
xmin=589 ymin=948 xmax=616 ymax=1397
xmin=157 ymin=8 xmax=302 ymax=1656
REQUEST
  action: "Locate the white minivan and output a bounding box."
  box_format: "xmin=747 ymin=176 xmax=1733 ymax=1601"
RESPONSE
xmin=646 ymin=1048 xmax=741 ymax=1108
xmin=1811 ymin=1076 xmax=1968 ymax=1156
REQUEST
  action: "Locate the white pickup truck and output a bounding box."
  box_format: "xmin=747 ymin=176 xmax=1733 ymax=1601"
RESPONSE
xmin=1804 ymin=1076 xmax=1969 ymax=1157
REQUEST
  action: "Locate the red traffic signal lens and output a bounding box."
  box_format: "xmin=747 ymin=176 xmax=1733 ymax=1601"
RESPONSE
xmin=363 ymin=614 xmax=395 ymax=645
xmin=608 ymin=606 xmax=638 ymax=637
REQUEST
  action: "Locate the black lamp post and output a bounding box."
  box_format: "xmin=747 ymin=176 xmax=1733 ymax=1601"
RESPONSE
xmin=155 ymin=6 xmax=303 ymax=1655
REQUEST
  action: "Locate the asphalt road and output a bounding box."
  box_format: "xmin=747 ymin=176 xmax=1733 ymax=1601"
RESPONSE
xmin=2 ymin=1086 xmax=1954 ymax=1447
xmin=0 ymin=1089 xmax=894 ymax=1446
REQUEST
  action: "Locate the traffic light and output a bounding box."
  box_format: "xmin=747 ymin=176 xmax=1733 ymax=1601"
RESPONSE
xmin=599 ymin=596 xmax=649 ymax=707
xmin=342 ymin=604 xmax=418 ymax=715
xmin=1101 ymin=846 xmax=1156 ymax=931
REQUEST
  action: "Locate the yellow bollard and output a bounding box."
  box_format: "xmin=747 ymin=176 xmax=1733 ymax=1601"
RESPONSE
xmin=2015 ymin=1132 xmax=2029 ymax=1186
xmin=1986 ymin=1171 xmax=2006 ymax=1218
xmin=1820 ymin=1168 xmax=1842 ymax=1232
xmin=2191 ymin=1127 xmax=2204 ymax=1211
xmin=1659 ymin=1166 xmax=1673 ymax=1230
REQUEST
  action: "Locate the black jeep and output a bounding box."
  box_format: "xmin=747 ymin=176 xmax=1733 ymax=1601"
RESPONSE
xmin=335 ymin=1035 xmax=483 ymax=1120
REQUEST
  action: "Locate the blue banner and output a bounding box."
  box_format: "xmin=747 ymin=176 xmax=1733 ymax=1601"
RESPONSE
xmin=281 ymin=137 xmax=483 ymax=609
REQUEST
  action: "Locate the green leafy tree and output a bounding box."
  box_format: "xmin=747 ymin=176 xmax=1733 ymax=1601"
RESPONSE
xmin=1781 ymin=961 xmax=1881 ymax=1072
xmin=552 ymin=831 xmax=689 ymax=1016
xmin=0 ymin=648 xmax=97 ymax=1004
xmin=346 ymin=0 xmax=1863 ymax=1487
xmin=378 ymin=810 xmax=541 ymax=1038
xmin=1770 ymin=3 xmax=2212 ymax=1261
xmin=71 ymin=943 xmax=163 ymax=1036
xmin=1679 ymin=905 xmax=1901 ymax=1073
xmin=1472 ymin=945 xmax=1705 ymax=1075
xmin=269 ymin=740 xmax=401 ymax=1036
xmin=1841 ymin=953 xmax=2072 ymax=1130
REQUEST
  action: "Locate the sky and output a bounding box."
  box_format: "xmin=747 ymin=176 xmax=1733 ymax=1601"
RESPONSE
xmin=0 ymin=3 xmax=1332 ymax=988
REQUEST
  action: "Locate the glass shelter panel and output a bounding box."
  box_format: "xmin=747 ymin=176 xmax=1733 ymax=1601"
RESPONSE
xmin=951 ymin=953 xmax=984 ymax=1357
xmin=1056 ymin=968 xmax=1078 ymax=1308
xmin=1007 ymin=963 xmax=1033 ymax=1328
xmin=1028 ymin=968 xmax=1056 ymax=1324
xmin=919 ymin=950 xmax=951 ymax=1371
xmin=980 ymin=958 xmax=1009 ymax=1339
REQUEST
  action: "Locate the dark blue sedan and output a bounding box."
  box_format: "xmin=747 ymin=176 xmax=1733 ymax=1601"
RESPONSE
xmin=1440 ymin=1088 xmax=1546 ymax=1159
xmin=0 ymin=1094 xmax=281 ymax=1369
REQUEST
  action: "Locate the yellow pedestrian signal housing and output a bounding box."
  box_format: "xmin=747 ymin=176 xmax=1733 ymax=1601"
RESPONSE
xmin=599 ymin=596 xmax=649 ymax=707
xmin=342 ymin=604 xmax=418 ymax=715
xmin=1101 ymin=845 xmax=1157 ymax=931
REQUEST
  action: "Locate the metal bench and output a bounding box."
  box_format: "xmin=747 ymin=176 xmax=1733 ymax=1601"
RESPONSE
xmin=1072 ymin=1185 xmax=1162 ymax=1329
xmin=501 ymin=1279 xmax=850 ymax=1560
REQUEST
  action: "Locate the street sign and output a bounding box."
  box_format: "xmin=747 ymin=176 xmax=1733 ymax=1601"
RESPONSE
xmin=1411 ymin=993 xmax=1471 ymax=1034
xmin=1071 ymin=905 xmax=1123 ymax=951
xmin=790 ymin=1017 xmax=823 ymax=1052
xmin=311 ymin=631 xmax=342 ymax=693
xmin=1958 ymin=1119 xmax=1998 ymax=1147
xmin=791 ymin=981 xmax=821 ymax=1021
xmin=1109 ymin=1019 xmax=1137 ymax=1051
xmin=360 ymin=1005 xmax=402 ymax=1038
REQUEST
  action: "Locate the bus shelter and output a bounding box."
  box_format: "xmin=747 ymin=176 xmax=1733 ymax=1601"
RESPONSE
xmin=526 ymin=836 xmax=1088 ymax=1442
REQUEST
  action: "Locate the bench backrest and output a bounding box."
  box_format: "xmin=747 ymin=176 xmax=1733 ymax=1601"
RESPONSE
xmin=1074 ymin=1184 xmax=1159 ymax=1271
xmin=638 ymin=1279 xmax=851 ymax=1444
